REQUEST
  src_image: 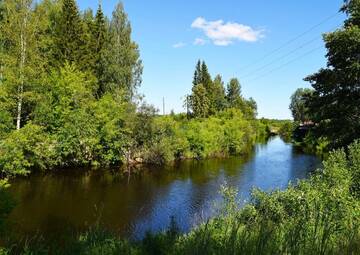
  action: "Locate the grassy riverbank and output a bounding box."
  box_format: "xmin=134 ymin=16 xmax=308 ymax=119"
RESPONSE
xmin=1 ymin=139 xmax=359 ymax=254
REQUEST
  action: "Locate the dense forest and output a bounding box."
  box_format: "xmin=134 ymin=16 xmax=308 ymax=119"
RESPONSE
xmin=0 ymin=0 xmax=264 ymax=179
xmin=0 ymin=0 xmax=359 ymax=254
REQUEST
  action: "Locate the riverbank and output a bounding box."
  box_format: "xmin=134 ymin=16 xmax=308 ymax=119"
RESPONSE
xmin=0 ymin=109 xmax=272 ymax=178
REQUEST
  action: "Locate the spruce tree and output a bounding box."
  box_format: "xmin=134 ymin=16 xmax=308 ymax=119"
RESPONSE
xmin=193 ymin=60 xmax=202 ymax=86
xmin=226 ymin=78 xmax=242 ymax=109
xmin=201 ymin=61 xmax=216 ymax=114
xmin=55 ymin=0 xmax=86 ymax=68
xmin=212 ymin=74 xmax=227 ymax=112
xmin=92 ymin=4 xmax=108 ymax=97
xmin=191 ymin=60 xmax=218 ymax=115
xmin=191 ymin=84 xmax=209 ymax=118
xmin=82 ymin=8 xmax=95 ymax=69
xmin=33 ymin=0 xmax=62 ymax=70
xmin=200 ymin=61 xmax=213 ymax=91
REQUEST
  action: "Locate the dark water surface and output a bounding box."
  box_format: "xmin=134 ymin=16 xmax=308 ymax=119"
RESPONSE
xmin=7 ymin=136 xmax=321 ymax=241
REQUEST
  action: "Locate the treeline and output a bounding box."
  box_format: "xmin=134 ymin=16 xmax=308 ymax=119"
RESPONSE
xmin=187 ymin=60 xmax=257 ymax=119
xmin=289 ymin=0 xmax=360 ymax=151
xmin=0 ymin=1 xmax=264 ymax=178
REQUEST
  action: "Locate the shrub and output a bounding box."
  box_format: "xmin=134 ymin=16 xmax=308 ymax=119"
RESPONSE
xmin=0 ymin=124 xmax=56 ymax=176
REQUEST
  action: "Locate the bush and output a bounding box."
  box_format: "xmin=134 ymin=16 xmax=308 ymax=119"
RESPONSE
xmin=135 ymin=109 xmax=263 ymax=164
xmin=0 ymin=124 xmax=56 ymax=176
xmin=278 ymin=121 xmax=295 ymax=142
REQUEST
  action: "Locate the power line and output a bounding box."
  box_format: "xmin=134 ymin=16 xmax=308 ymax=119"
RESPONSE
xmin=240 ymin=24 xmax=341 ymax=80
xmin=240 ymin=36 xmax=322 ymax=79
xmin=243 ymin=45 xmax=324 ymax=83
xmin=238 ymin=12 xmax=341 ymax=72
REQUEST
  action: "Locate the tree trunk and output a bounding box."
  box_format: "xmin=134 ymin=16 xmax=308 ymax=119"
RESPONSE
xmin=17 ymin=4 xmax=27 ymax=130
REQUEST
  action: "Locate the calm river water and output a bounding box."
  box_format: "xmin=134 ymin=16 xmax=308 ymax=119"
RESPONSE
xmin=7 ymin=136 xmax=321 ymax=241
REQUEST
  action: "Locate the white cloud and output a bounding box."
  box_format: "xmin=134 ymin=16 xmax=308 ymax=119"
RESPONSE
xmin=191 ymin=17 xmax=264 ymax=46
xmin=173 ymin=42 xmax=186 ymax=48
xmin=194 ymin=38 xmax=207 ymax=46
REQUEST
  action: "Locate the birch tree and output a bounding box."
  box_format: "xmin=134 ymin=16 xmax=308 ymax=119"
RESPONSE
xmin=0 ymin=0 xmax=39 ymax=130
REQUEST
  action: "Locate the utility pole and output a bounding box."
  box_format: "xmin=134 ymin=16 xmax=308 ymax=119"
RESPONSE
xmin=186 ymin=95 xmax=190 ymax=118
xmin=163 ymin=97 xmax=165 ymax=115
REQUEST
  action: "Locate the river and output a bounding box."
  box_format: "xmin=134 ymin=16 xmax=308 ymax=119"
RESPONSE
xmin=7 ymin=136 xmax=321 ymax=242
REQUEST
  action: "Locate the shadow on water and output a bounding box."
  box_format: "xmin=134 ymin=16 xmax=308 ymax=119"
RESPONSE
xmin=5 ymin=136 xmax=321 ymax=243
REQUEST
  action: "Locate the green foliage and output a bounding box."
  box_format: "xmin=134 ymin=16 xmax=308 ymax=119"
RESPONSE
xmin=190 ymin=84 xmax=209 ymax=118
xmin=103 ymin=2 xmax=143 ymax=99
xmin=289 ymin=88 xmax=313 ymax=122
xmin=301 ymin=133 xmax=330 ymax=157
xmin=172 ymin=140 xmax=360 ymax=254
xmin=92 ymin=92 xmax=133 ymax=166
xmin=73 ymin=228 xmax=136 ymax=255
xmin=0 ymin=124 xmax=55 ymax=176
xmin=54 ymin=0 xmax=87 ymax=68
xmin=304 ymin=0 xmax=360 ymax=147
xmin=192 ymin=60 xmax=202 ymax=86
xmin=259 ymin=118 xmax=294 ymax=137
xmin=189 ymin=61 xmax=258 ymax=119
xmin=212 ymin=75 xmax=227 ymax=112
xmin=0 ymin=111 xmax=13 ymax=139
xmin=349 ymin=140 xmax=360 ymax=198
xmin=34 ymin=64 xmax=98 ymax=166
xmin=0 ymin=0 xmax=44 ymax=130
xmin=0 ymin=0 xmax=145 ymax=176
xmin=278 ymin=121 xmax=295 ymax=142
xmin=226 ymin=78 xmax=242 ymax=108
xmin=91 ymin=4 xmax=108 ymax=98
xmin=136 ymin=109 xmax=262 ymax=163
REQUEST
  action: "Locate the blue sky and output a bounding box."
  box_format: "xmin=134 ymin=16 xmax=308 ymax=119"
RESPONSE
xmin=77 ymin=0 xmax=345 ymax=119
